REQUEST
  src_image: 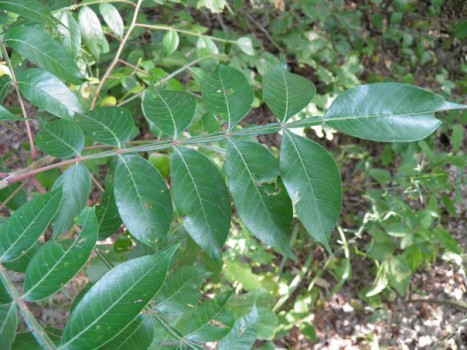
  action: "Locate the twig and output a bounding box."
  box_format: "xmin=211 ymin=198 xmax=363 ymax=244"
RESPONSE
xmin=407 ymin=298 xmax=467 ymax=311
xmin=56 ymin=0 xmax=136 ymax=13
xmin=90 ymin=0 xmax=144 ymax=109
xmin=0 ymin=41 xmax=37 ymax=160
xmin=0 ymin=265 xmax=57 ymax=349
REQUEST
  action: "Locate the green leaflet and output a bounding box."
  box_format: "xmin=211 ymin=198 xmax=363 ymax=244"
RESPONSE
xmin=96 ymin=182 xmax=122 ymax=240
xmin=55 ymin=11 xmax=81 ymax=59
xmin=114 ymin=155 xmax=172 ymax=247
xmin=200 ymin=65 xmax=253 ymax=129
xmin=17 ymin=68 xmax=83 ymax=120
xmin=0 ymin=303 xmax=18 ymax=350
xmin=0 ymin=75 xmax=12 ymax=104
xmin=99 ymin=3 xmax=124 ymax=39
xmin=0 ymin=190 xmax=62 ymax=263
xmin=0 ymin=106 xmax=23 ymax=122
xmin=280 ymin=131 xmax=342 ymax=253
xmin=23 ymin=207 xmax=98 ymax=301
xmin=171 ymin=147 xmax=231 ymax=262
xmin=100 ymin=315 xmax=154 ymax=350
xmin=0 ymin=0 xmax=58 ymax=26
xmin=52 ymin=163 xmax=92 ymax=236
xmin=4 ymin=26 xmax=84 ymax=85
xmin=60 ymin=245 xmax=178 ymax=349
xmin=263 ymin=63 xmax=316 ymax=122
xmin=155 ymin=266 xmax=209 ymax=317
xmin=218 ymin=304 xmax=259 ymax=350
xmin=75 ymin=107 xmax=134 ymax=146
xmin=162 ymin=30 xmax=179 ymax=55
xmin=78 ymin=6 xmax=108 ymax=61
xmin=324 ymin=83 xmax=467 ymax=142
xmin=183 ymin=291 xmax=234 ymax=342
xmin=36 ymin=119 xmax=84 ymax=158
xmin=225 ymin=140 xmax=293 ymax=258
xmin=142 ymin=88 xmax=196 ymax=138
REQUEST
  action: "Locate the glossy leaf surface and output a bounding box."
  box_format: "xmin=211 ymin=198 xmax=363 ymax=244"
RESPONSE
xmin=99 ymin=3 xmax=124 ymax=39
xmin=101 ymin=315 xmax=154 ymax=350
xmin=0 ymin=0 xmax=57 ymax=26
xmin=201 ymin=65 xmax=253 ymax=128
xmin=171 ymin=147 xmax=231 ymax=262
xmin=218 ymin=305 xmax=259 ymax=350
xmin=55 ymin=11 xmax=81 ymax=59
xmin=60 ymin=245 xmax=178 ymax=349
xmin=0 ymin=190 xmax=62 ymax=263
xmin=114 ymin=155 xmax=172 ymax=247
xmin=0 ymin=303 xmax=17 ymax=350
xmin=162 ymin=30 xmax=179 ymax=55
xmin=36 ymin=119 xmax=84 ymax=158
xmin=184 ymin=291 xmax=234 ymax=342
xmin=78 ymin=6 xmax=108 ymax=60
xmin=17 ymin=69 xmax=83 ymax=120
xmin=263 ymin=63 xmax=316 ymax=122
xmin=4 ymin=26 xmax=84 ymax=84
xmin=155 ymin=266 xmax=209 ymax=317
xmin=76 ymin=107 xmax=134 ymax=146
xmin=324 ymin=83 xmax=467 ymax=142
xmin=52 ymin=163 xmax=92 ymax=236
xmin=23 ymin=207 xmax=98 ymax=301
xmin=142 ymin=88 xmax=196 ymax=138
xmin=96 ymin=183 xmax=122 ymax=240
xmin=280 ymin=131 xmax=341 ymax=253
xmin=225 ymin=140 xmax=293 ymax=257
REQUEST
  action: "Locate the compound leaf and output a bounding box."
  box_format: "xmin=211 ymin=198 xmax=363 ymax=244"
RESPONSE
xmin=75 ymin=107 xmax=134 ymax=146
xmin=36 ymin=119 xmax=84 ymax=158
xmin=52 ymin=163 xmax=92 ymax=236
xmin=280 ymin=131 xmax=341 ymax=253
xmin=201 ymin=65 xmax=253 ymax=129
xmin=324 ymin=83 xmax=467 ymax=142
xmin=60 ymin=245 xmax=178 ymax=349
xmin=23 ymin=207 xmax=98 ymax=301
xmin=0 ymin=190 xmax=62 ymax=263
xmin=263 ymin=63 xmax=316 ymax=122
xmin=171 ymin=147 xmax=231 ymax=262
xmin=142 ymin=88 xmax=196 ymax=138
xmin=4 ymin=26 xmax=84 ymax=84
xmin=17 ymin=69 xmax=83 ymax=120
xmin=114 ymin=155 xmax=172 ymax=247
xmin=225 ymin=140 xmax=293 ymax=258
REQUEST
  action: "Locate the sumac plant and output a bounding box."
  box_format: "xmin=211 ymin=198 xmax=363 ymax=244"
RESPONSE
xmin=0 ymin=1 xmax=465 ymax=349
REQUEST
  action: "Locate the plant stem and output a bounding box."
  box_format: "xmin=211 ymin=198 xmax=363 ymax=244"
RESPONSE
xmin=0 ymin=117 xmax=325 ymax=190
xmin=135 ymin=23 xmax=237 ymax=44
xmin=0 ymin=265 xmax=57 ymax=349
xmin=90 ymin=0 xmax=144 ymax=109
xmin=56 ymin=0 xmax=136 ymax=12
xmin=0 ymin=41 xmax=37 ymax=160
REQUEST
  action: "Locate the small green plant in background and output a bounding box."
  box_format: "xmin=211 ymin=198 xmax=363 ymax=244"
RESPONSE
xmin=0 ymin=0 xmax=465 ymax=349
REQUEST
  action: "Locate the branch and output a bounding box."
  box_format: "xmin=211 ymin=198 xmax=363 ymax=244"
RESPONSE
xmin=90 ymin=0 xmax=144 ymax=109
xmin=408 ymin=297 xmax=467 ymax=311
xmin=0 ymin=265 xmax=57 ymax=349
xmin=0 ymin=117 xmax=326 ymax=190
